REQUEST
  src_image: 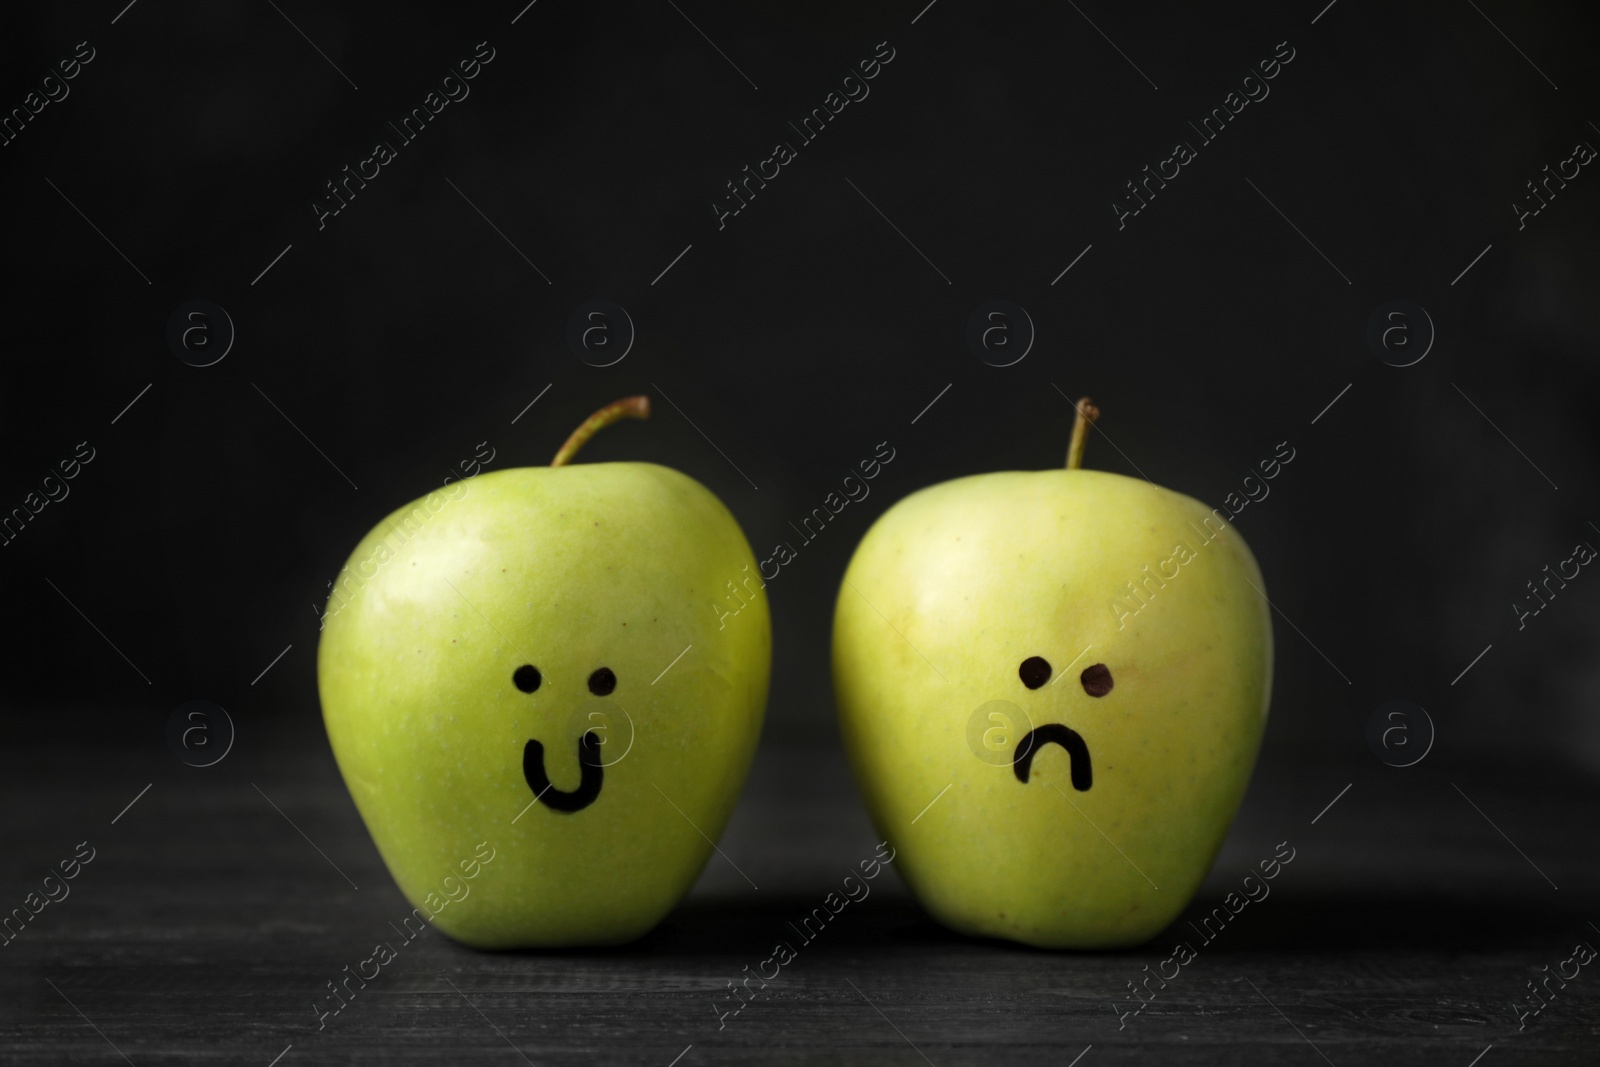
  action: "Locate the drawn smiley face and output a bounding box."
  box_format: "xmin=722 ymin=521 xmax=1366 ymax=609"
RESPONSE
xmin=318 ymin=461 xmax=772 ymax=949
xmin=1009 ymin=654 xmax=1114 ymax=792
xmin=514 ymin=663 xmax=623 ymax=814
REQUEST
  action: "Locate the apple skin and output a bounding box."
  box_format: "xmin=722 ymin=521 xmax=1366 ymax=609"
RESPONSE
xmin=318 ymin=463 xmax=769 ymax=948
xmin=833 ymin=468 xmax=1271 ymax=949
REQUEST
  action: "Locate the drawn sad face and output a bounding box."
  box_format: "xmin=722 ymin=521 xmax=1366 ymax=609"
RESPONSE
xmin=1005 ymin=653 xmax=1114 ymax=792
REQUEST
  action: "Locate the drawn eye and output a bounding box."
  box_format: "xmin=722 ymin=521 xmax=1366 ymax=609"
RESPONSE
xmin=1081 ymin=663 xmax=1114 ymax=697
xmin=512 ymin=665 xmax=542 ymax=693
xmin=1018 ymin=656 xmax=1052 ymax=689
xmin=588 ymin=667 xmax=617 ymax=696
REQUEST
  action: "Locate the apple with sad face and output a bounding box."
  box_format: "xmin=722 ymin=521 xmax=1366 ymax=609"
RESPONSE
xmin=832 ymin=400 xmax=1273 ymax=948
xmin=319 ymin=398 xmax=770 ymax=948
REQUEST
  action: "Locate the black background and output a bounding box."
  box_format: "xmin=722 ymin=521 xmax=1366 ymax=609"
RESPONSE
xmin=3 ymin=0 xmax=1597 ymax=762
xmin=2 ymin=1 xmax=1599 ymax=1062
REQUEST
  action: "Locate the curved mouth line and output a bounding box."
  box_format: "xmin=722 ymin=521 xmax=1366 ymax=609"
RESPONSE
xmin=523 ymin=730 xmax=604 ymax=813
xmin=1013 ymin=723 xmax=1092 ymax=791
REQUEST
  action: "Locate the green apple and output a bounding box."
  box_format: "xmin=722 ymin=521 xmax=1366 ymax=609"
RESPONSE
xmin=318 ymin=397 xmax=770 ymax=948
xmin=832 ymin=399 xmax=1272 ymax=949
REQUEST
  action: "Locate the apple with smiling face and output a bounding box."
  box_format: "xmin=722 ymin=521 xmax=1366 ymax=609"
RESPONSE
xmin=832 ymin=400 xmax=1273 ymax=949
xmin=318 ymin=397 xmax=770 ymax=948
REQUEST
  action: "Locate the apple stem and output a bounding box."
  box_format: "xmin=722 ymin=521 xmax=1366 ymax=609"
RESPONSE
xmin=1065 ymin=397 xmax=1100 ymax=470
xmin=551 ymin=396 xmax=651 ymax=467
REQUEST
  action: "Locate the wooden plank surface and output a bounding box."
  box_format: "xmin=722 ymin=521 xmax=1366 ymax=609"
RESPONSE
xmin=2 ymin=737 xmax=1597 ymax=1065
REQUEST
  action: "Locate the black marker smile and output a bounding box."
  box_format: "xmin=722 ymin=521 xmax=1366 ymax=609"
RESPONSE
xmin=1013 ymin=724 xmax=1092 ymax=791
xmin=523 ymin=730 xmax=604 ymax=813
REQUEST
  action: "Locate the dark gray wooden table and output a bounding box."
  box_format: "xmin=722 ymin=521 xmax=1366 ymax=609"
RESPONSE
xmin=3 ymin=736 xmax=1597 ymax=1065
